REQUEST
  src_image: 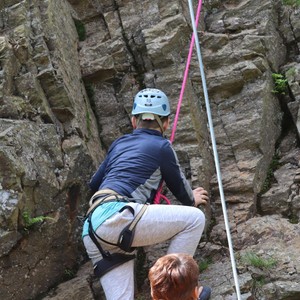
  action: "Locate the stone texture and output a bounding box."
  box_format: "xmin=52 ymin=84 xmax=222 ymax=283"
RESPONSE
xmin=0 ymin=0 xmax=102 ymax=299
xmin=0 ymin=0 xmax=300 ymax=299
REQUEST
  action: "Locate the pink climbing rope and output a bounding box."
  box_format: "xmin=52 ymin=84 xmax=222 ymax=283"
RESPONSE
xmin=170 ymin=0 xmax=203 ymax=143
xmin=154 ymin=0 xmax=203 ymax=204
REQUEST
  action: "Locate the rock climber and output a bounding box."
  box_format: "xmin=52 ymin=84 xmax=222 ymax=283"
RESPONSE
xmin=82 ymin=88 xmax=210 ymax=300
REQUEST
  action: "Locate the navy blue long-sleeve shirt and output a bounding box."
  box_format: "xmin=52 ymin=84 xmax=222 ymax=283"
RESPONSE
xmin=89 ymin=128 xmax=194 ymax=206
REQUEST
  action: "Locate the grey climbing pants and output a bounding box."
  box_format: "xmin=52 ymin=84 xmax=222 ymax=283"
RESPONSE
xmin=83 ymin=202 xmax=205 ymax=300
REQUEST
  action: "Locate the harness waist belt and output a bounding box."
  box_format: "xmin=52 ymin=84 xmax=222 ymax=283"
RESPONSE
xmin=86 ymin=189 xmax=127 ymax=216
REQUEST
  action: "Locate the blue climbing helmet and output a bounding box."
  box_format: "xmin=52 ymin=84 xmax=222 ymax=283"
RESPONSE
xmin=132 ymin=88 xmax=170 ymax=117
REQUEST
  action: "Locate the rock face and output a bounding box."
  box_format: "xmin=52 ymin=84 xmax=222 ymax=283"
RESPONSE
xmin=0 ymin=1 xmax=102 ymax=299
xmin=0 ymin=0 xmax=300 ymax=299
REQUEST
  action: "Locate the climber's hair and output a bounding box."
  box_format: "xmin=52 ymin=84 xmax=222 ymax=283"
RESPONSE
xmin=148 ymin=253 xmax=199 ymax=300
xmin=135 ymin=115 xmax=168 ymax=130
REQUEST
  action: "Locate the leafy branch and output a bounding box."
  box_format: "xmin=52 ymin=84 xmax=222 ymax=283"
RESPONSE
xmin=272 ymin=73 xmax=288 ymax=95
xmin=241 ymin=252 xmax=277 ymax=269
xmin=22 ymin=211 xmax=54 ymax=229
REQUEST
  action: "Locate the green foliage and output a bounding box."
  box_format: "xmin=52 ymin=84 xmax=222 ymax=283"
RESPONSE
xmin=241 ymin=252 xmax=277 ymax=269
xmin=74 ymin=19 xmax=86 ymax=41
xmin=288 ymin=214 xmax=299 ymax=224
xmin=198 ymin=257 xmax=212 ymax=272
xmin=260 ymin=153 xmax=281 ymax=194
xmin=272 ymin=73 xmax=288 ymax=95
xmin=254 ymin=276 xmax=266 ymax=287
xmin=283 ymin=0 xmax=300 ymax=6
xmin=64 ymin=268 xmax=75 ymax=279
xmin=23 ymin=211 xmax=54 ymax=229
xmin=85 ymin=82 xmax=95 ymax=102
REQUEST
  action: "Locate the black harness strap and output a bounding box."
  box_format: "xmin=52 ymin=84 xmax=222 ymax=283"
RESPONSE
xmin=87 ymin=212 xmax=136 ymax=278
xmin=87 ymin=205 xmax=135 ymax=248
xmin=88 ymin=216 xmax=111 ymax=258
xmin=93 ymin=254 xmax=136 ymax=278
xmin=87 ymin=199 xmax=148 ymax=278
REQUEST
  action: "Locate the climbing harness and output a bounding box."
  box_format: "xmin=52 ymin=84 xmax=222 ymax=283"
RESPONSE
xmin=187 ymin=0 xmax=242 ymax=298
xmin=86 ymin=190 xmax=149 ymax=278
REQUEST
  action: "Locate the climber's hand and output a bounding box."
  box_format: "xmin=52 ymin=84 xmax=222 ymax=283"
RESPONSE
xmin=193 ymin=187 xmax=209 ymax=207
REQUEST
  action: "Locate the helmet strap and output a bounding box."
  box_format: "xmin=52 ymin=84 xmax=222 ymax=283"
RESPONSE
xmin=153 ymin=115 xmax=165 ymax=133
xmin=136 ymin=115 xmax=165 ymax=133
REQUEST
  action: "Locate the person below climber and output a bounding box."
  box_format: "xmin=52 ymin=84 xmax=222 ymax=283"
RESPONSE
xmin=82 ymin=88 xmax=210 ymax=300
xmin=149 ymin=253 xmax=211 ymax=300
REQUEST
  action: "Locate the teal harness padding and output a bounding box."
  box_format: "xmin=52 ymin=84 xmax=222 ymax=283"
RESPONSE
xmin=87 ymin=194 xmax=148 ymax=278
xmin=88 ymin=209 xmax=135 ymax=278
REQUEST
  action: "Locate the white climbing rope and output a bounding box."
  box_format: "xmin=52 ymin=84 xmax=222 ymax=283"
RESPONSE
xmin=187 ymin=1 xmax=242 ymax=299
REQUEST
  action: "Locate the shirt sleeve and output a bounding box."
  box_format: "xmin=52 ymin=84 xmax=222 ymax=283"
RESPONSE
xmin=160 ymin=141 xmax=195 ymax=206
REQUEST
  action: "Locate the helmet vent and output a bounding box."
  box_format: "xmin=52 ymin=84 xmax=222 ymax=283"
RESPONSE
xmin=162 ymin=104 xmax=167 ymax=111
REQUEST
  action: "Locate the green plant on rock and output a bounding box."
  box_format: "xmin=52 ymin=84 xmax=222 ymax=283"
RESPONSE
xmin=272 ymin=73 xmax=288 ymax=95
xmin=84 ymin=82 xmax=95 ymax=103
xmin=288 ymin=214 xmax=299 ymax=224
xmin=64 ymin=268 xmax=75 ymax=279
xmin=74 ymin=19 xmax=86 ymax=41
xmin=241 ymin=252 xmax=277 ymax=269
xmin=198 ymin=257 xmax=212 ymax=272
xmin=283 ymin=0 xmax=300 ymax=6
xmin=23 ymin=211 xmax=54 ymax=229
xmin=260 ymin=152 xmax=281 ymax=194
xmin=254 ymin=276 xmax=266 ymax=287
